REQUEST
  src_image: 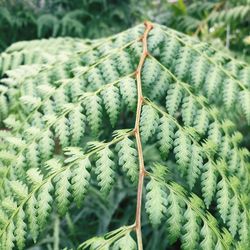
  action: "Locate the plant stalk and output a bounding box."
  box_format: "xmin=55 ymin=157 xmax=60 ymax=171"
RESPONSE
xmin=133 ymin=21 xmax=153 ymax=250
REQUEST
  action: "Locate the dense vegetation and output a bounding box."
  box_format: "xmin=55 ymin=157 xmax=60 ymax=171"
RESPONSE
xmin=0 ymin=1 xmax=249 ymax=250
xmin=1 ymin=0 xmax=250 ymax=58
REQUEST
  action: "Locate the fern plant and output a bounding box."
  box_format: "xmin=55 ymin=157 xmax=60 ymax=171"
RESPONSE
xmin=0 ymin=21 xmax=249 ymax=249
xmin=160 ymin=0 xmax=250 ymax=57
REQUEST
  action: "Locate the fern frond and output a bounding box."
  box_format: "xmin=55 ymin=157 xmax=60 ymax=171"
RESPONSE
xmin=209 ymin=5 xmax=250 ymax=24
xmin=158 ymin=25 xmax=250 ymax=123
xmin=0 ymin=131 xmax=131 ymax=246
xmin=0 ymin=22 xmax=249 ymax=249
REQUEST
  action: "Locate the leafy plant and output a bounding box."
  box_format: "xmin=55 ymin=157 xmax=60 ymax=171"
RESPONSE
xmin=0 ymin=0 xmax=153 ymax=52
xmin=0 ymin=21 xmax=249 ymax=249
xmin=160 ymin=0 xmax=250 ymax=59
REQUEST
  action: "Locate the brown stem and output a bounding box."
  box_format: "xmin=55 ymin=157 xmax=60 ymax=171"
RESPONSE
xmin=133 ymin=21 xmax=153 ymax=250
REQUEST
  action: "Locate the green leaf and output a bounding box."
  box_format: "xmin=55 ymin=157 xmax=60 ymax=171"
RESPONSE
xmin=95 ymin=146 xmax=115 ymax=193
xmin=116 ymin=136 xmax=138 ymax=183
xmin=37 ymin=180 xmax=53 ymax=229
xmin=26 ymin=194 xmax=39 ymax=242
xmin=54 ymin=168 xmax=71 ymax=215
xmin=166 ymin=84 xmax=182 ymax=116
xmin=26 ymin=142 xmax=40 ymax=169
xmin=205 ymin=67 xmax=222 ymax=99
xmin=239 ymin=90 xmax=250 ymax=124
xmin=54 ymin=116 xmax=70 ymax=147
xmin=181 ymin=205 xmax=200 ymax=250
xmin=15 ymin=207 xmax=26 ymax=250
xmin=160 ymin=36 xmax=180 ymax=67
xmin=71 ymin=158 xmax=91 ymax=206
xmin=174 ymin=129 xmax=191 ymax=168
xmin=201 ymin=161 xmax=217 ymax=208
xmin=100 ymin=58 xmax=119 ymax=83
xmin=181 ymin=96 xmax=197 ymax=126
xmin=5 ymin=221 xmax=15 ymax=250
xmin=222 ymin=79 xmax=237 ymax=110
xmin=102 ymin=85 xmax=121 ymax=127
xmin=194 ymin=108 xmax=209 ymax=135
xmin=140 ymin=105 xmax=159 ymax=143
xmin=208 ymin=122 xmax=221 ymax=152
xmin=238 ymin=211 xmax=249 ymax=246
xmin=145 ymin=177 xmax=167 ymax=226
xmin=113 ymin=233 xmax=137 ymax=250
xmin=69 ymin=104 xmax=86 ymax=145
xmin=157 ymin=116 xmax=175 ymax=157
xmin=9 ymin=181 xmax=28 ymax=201
xmin=149 ymin=70 xmax=170 ymax=101
xmin=166 ymin=189 xmax=184 ymax=243
xmin=142 ymin=59 xmax=161 ymax=91
xmin=174 ymin=46 xmax=193 ymax=80
xmin=116 ymin=51 xmax=134 ymax=75
xmin=227 ymin=195 xmax=240 ymax=237
xmin=39 ymin=129 xmax=55 ymax=161
xmin=119 ymin=77 xmax=137 ymax=110
xmin=187 ymin=144 xmax=202 ymax=189
xmin=190 ymin=55 xmax=208 ymax=87
xmin=27 ymin=168 xmax=43 ymax=186
xmin=200 ymin=222 xmax=214 ymax=250
xmin=216 ymin=178 xmax=230 ymax=223
xmin=84 ymin=95 xmax=103 ymax=135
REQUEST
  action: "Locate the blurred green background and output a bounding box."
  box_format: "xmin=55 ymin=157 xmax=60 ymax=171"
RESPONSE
xmin=0 ymin=0 xmax=250 ymax=61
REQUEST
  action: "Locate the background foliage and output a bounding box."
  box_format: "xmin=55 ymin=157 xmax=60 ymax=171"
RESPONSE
xmin=0 ymin=0 xmax=250 ymax=59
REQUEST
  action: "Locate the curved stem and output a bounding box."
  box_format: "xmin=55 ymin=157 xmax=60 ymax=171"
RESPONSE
xmin=133 ymin=21 xmax=153 ymax=250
